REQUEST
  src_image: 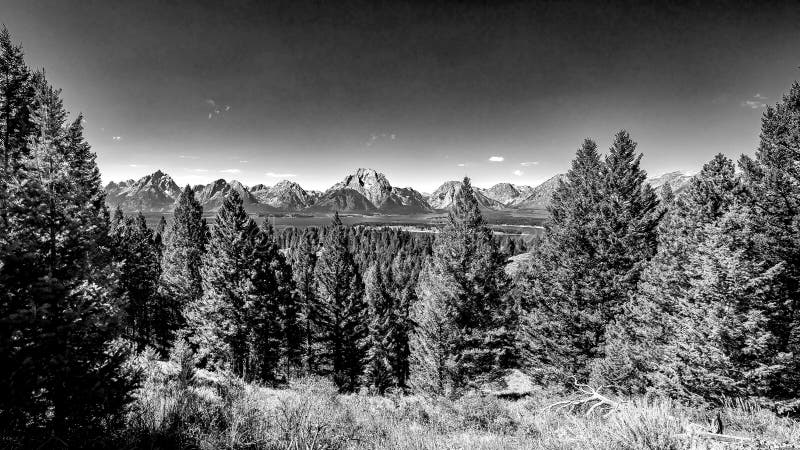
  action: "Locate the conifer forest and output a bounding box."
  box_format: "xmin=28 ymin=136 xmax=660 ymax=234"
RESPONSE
xmin=3 ymin=4 xmax=800 ymax=448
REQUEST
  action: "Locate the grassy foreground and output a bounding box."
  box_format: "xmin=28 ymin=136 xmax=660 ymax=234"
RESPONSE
xmin=119 ymin=351 xmax=800 ymax=449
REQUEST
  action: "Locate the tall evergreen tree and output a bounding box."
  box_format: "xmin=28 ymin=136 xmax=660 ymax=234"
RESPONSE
xmin=160 ymin=185 xmax=205 ymax=342
xmin=189 ymin=191 xmax=283 ymax=382
xmin=0 ymin=60 xmax=134 ymax=444
xmin=291 ymin=228 xmax=320 ymax=373
xmin=362 ymin=263 xmax=395 ymax=393
xmin=410 ymin=177 xmax=513 ymax=396
xmin=111 ymin=212 xmax=163 ymax=350
xmin=520 ymin=133 xmax=660 ymax=382
xmin=314 ymin=212 xmax=367 ymax=392
xmin=735 ymin=82 xmax=800 ymax=408
xmin=261 ymin=222 xmax=302 ymax=380
xmin=598 ymin=154 xmax=742 ymax=396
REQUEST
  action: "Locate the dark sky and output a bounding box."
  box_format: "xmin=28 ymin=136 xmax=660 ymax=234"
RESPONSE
xmin=2 ymin=0 xmax=799 ymax=190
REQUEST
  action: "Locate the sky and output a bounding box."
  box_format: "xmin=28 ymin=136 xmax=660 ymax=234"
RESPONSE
xmin=2 ymin=0 xmax=799 ymax=192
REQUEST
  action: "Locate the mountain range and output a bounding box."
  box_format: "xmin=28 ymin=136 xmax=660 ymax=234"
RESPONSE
xmin=105 ymin=168 xmax=695 ymax=214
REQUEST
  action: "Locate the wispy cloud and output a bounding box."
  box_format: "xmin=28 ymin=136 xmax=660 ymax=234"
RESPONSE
xmin=520 ymin=161 xmax=538 ymax=166
xmin=457 ymin=163 xmax=466 ymax=167
xmin=220 ymin=168 xmax=241 ymax=174
xmin=206 ymin=98 xmax=231 ymax=119
xmin=488 ymin=156 xmax=504 ymax=162
xmin=128 ymin=164 xmax=147 ymax=168
xmin=513 ymin=169 xmax=524 ymax=176
xmin=365 ymin=132 xmax=397 ymax=147
xmin=742 ymin=93 xmax=768 ymax=109
xmin=266 ymin=172 xmax=297 ymax=178
xmin=179 ymin=155 xmax=200 ymax=160
xmin=239 ymin=160 xmax=248 ymax=163
xmin=189 ymin=168 xmax=209 ymax=173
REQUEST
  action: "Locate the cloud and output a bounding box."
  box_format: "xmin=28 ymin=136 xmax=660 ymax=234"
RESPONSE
xmin=206 ymin=98 xmax=231 ymax=119
xmin=112 ymin=136 xmax=122 ymax=141
xmin=513 ymin=169 xmax=524 ymax=177
xmin=128 ymin=164 xmax=147 ymax=168
xmin=365 ymin=132 xmax=398 ymax=147
xmin=189 ymin=168 xmax=209 ymax=173
xmin=488 ymin=156 xmax=504 ymax=162
xmin=520 ymin=161 xmax=538 ymax=166
xmin=239 ymin=160 xmax=248 ymax=163
xmin=266 ymin=172 xmax=297 ymax=178
xmin=220 ymin=168 xmax=241 ymax=174
xmin=179 ymin=154 xmax=200 ymax=160
xmin=457 ymin=163 xmax=466 ymax=167
xmin=742 ymin=93 xmax=768 ymax=109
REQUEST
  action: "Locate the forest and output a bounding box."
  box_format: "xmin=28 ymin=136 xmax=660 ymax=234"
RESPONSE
xmin=2 ymin=27 xmax=800 ymax=449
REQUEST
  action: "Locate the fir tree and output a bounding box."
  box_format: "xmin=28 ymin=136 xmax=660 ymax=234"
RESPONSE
xmin=410 ymin=177 xmax=513 ymax=395
xmin=291 ymin=228 xmax=320 ymax=373
xmin=314 ymin=212 xmax=367 ymax=392
xmin=362 ymin=263 xmax=395 ymax=393
xmin=735 ymin=82 xmax=800 ymax=407
xmin=112 ymin=212 xmax=163 ymax=350
xmin=0 ymin=60 xmax=134 ymax=444
xmin=160 ymin=185 xmax=205 ymax=342
xmin=520 ymin=133 xmax=660 ymax=382
xmin=190 ymin=191 xmax=283 ymax=382
xmin=598 ymin=154 xmax=741 ymax=395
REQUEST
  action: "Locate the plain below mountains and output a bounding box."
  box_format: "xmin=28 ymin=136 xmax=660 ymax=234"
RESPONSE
xmin=105 ymin=168 xmax=694 ymax=214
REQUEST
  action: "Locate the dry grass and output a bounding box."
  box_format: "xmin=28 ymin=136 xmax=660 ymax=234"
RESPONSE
xmin=120 ymin=353 xmax=800 ymax=449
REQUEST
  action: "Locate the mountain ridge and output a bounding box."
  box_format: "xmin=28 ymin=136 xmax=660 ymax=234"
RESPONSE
xmin=105 ymin=169 xmax=695 ymax=213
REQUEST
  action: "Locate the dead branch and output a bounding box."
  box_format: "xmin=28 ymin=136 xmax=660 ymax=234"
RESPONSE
xmin=545 ymin=376 xmax=621 ymax=417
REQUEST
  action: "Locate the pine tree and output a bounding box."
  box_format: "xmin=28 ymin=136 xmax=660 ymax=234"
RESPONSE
xmin=190 ymin=191 xmax=283 ymax=382
xmin=160 ymin=185 xmax=205 ymax=343
xmin=410 ymin=259 xmax=457 ymax=396
xmin=362 ymin=263 xmax=395 ymax=393
xmin=597 ymin=154 xmax=741 ymax=395
xmin=111 ymin=212 xmax=163 ymax=350
xmin=0 ymin=60 xmax=134 ymax=443
xmin=261 ymin=222 xmax=302 ymax=381
xmin=520 ymin=133 xmax=660 ymax=383
xmin=314 ymin=212 xmax=367 ymax=392
xmin=410 ymin=177 xmax=513 ymax=395
xmin=735 ymin=82 xmax=800 ymax=408
xmin=291 ymin=228 xmax=320 ymax=373
xmin=153 ymin=215 xmax=167 ymax=256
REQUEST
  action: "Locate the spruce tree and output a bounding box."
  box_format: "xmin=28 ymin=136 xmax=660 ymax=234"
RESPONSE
xmin=520 ymin=133 xmax=660 ymax=382
xmin=261 ymin=222 xmax=302 ymax=380
xmin=362 ymin=263 xmax=395 ymax=393
xmin=291 ymin=228 xmax=320 ymax=373
xmin=112 ymin=212 xmax=163 ymax=350
xmin=410 ymin=177 xmax=513 ymax=395
xmin=598 ymin=154 xmax=741 ymax=395
xmin=735 ymin=82 xmax=800 ymax=407
xmin=314 ymin=212 xmax=367 ymax=392
xmin=160 ymin=185 xmax=205 ymax=342
xmin=0 ymin=61 xmax=134 ymax=444
xmin=190 ymin=191 xmax=283 ymax=382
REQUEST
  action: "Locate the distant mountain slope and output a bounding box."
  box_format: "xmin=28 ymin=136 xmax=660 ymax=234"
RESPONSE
xmin=428 ymin=181 xmax=504 ymax=210
xmin=323 ymin=168 xmax=432 ymax=213
xmin=480 ymin=183 xmax=536 ymax=207
xmin=250 ymin=180 xmax=318 ymax=210
xmin=105 ymin=170 xmax=181 ymax=212
xmin=306 ymin=188 xmax=377 ymax=212
xmin=193 ymin=179 xmax=267 ymax=212
xmin=646 ymin=171 xmax=694 ymax=195
xmin=516 ymin=174 xmax=566 ymax=209
xmin=104 ymin=168 xmax=700 ymax=214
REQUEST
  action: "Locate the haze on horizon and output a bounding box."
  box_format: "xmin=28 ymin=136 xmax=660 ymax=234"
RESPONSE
xmin=2 ymin=0 xmax=799 ymax=191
